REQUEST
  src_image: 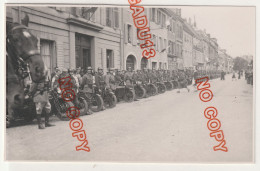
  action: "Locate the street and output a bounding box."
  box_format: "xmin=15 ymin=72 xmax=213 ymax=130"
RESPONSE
xmin=6 ymin=74 xmax=253 ymax=163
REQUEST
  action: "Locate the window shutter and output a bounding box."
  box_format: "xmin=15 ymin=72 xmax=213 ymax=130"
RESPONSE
xmin=133 ymin=27 xmax=137 ymax=45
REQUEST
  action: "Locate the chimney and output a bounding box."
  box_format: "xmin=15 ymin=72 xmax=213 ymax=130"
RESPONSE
xmin=179 ymin=8 xmax=181 ymax=17
xmin=189 ymin=17 xmax=191 ymax=25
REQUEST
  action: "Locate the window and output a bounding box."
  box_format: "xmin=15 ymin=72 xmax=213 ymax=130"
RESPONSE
xmin=157 ymin=10 xmax=161 ymax=25
xmin=106 ymin=8 xmax=112 ymax=27
xmin=172 ymin=20 xmax=175 ymax=33
xmin=106 ymin=49 xmax=114 ymax=68
xmin=113 ymin=7 xmax=119 ymax=28
xmin=127 ymin=24 xmax=133 ymax=43
xmin=152 ymin=62 xmax=157 ymax=70
xmin=40 ymin=40 xmax=55 ymax=77
xmin=159 ymin=37 xmax=163 ymax=52
xmin=162 ymin=14 xmax=166 ymax=28
xmin=151 ymin=8 xmax=156 ymax=22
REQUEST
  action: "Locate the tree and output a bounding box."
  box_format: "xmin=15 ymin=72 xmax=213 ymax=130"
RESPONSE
xmin=233 ymin=57 xmax=248 ymax=71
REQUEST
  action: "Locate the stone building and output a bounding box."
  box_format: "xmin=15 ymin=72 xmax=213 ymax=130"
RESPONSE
xmin=182 ymin=19 xmax=194 ymax=69
xmin=122 ymin=7 xmax=168 ymax=70
xmin=6 ymin=6 xmax=122 ymax=75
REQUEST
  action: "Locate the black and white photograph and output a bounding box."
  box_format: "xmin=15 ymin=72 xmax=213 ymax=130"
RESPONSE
xmin=4 ymin=3 xmax=255 ymax=164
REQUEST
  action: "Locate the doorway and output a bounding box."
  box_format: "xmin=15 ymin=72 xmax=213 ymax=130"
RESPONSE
xmin=75 ymin=33 xmax=92 ymax=69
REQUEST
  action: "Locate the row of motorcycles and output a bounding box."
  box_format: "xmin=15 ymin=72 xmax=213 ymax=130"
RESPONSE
xmin=7 ymin=76 xmax=193 ymax=127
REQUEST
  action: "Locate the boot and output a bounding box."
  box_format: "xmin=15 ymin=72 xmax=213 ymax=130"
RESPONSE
xmin=36 ymin=115 xmax=45 ymax=129
xmin=45 ymin=113 xmax=55 ymax=127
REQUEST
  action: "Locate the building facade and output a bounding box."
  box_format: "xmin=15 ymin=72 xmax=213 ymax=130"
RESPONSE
xmin=182 ymin=19 xmax=193 ymax=68
xmin=6 ymin=6 xmax=233 ymax=73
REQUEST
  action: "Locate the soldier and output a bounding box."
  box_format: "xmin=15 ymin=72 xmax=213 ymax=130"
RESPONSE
xmin=51 ymin=67 xmax=61 ymax=90
xmin=105 ymin=68 xmax=117 ymax=91
xmin=81 ymin=67 xmax=94 ymax=92
xmin=124 ymin=67 xmax=138 ymax=101
xmin=124 ymin=67 xmax=134 ymax=87
xmin=81 ymin=67 xmax=95 ymax=114
xmin=115 ymin=69 xmax=123 ymax=86
xmin=30 ymin=74 xmax=54 ymax=129
xmin=75 ymin=67 xmax=82 ymax=86
xmin=142 ymin=68 xmax=150 ymax=83
xmin=95 ymin=67 xmax=106 ymax=110
xmin=95 ymin=68 xmax=106 ymax=89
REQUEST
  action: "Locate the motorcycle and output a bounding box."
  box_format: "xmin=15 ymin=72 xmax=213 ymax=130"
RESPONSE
xmin=100 ymin=86 xmax=117 ymax=108
xmin=7 ymin=83 xmax=49 ymax=127
xmin=79 ymin=84 xmax=104 ymax=113
xmin=143 ymin=82 xmax=158 ymax=97
xmin=171 ymin=80 xmax=179 ymax=89
xmin=134 ymin=81 xmax=146 ymax=99
xmin=49 ymin=87 xmax=74 ymax=121
xmin=115 ymin=81 xmax=135 ymax=102
xmin=155 ymin=81 xmax=166 ymax=94
xmin=164 ymin=81 xmax=174 ymax=91
xmin=7 ymin=90 xmax=36 ymax=127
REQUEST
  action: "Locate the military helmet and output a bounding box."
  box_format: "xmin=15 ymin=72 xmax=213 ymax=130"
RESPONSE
xmin=97 ymin=67 xmax=103 ymax=71
xmin=87 ymin=66 xmax=92 ymax=70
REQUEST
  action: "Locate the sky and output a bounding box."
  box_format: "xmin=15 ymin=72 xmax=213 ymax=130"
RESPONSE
xmin=178 ymin=6 xmax=255 ymax=58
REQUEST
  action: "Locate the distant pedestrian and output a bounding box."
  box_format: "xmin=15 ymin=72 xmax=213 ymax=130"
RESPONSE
xmin=221 ymin=70 xmax=225 ymax=80
xmin=232 ymin=72 xmax=236 ymax=81
xmin=238 ymin=70 xmax=241 ymax=79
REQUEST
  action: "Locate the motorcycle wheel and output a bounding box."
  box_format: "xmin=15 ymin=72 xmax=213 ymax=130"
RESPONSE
xmin=172 ymin=81 xmax=179 ymax=89
xmin=158 ymin=83 xmax=166 ymax=94
xmin=106 ymin=92 xmax=117 ymax=108
xmin=90 ymin=94 xmax=104 ymax=112
xmin=124 ymin=88 xmax=135 ymax=102
xmin=77 ymin=97 xmax=89 ymax=116
xmin=134 ymin=85 xmax=146 ymax=99
xmin=165 ymin=82 xmax=173 ymax=91
xmin=148 ymin=84 xmax=158 ymax=96
xmin=56 ymin=100 xmax=75 ymax=121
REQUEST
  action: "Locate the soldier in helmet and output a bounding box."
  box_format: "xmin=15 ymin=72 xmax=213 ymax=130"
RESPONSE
xmin=81 ymin=67 xmax=94 ymax=94
xmin=124 ymin=67 xmax=133 ymax=87
xmin=30 ymin=72 xmax=54 ymax=129
xmin=115 ymin=69 xmax=123 ymax=86
xmin=95 ymin=67 xmax=106 ymax=89
xmin=95 ymin=67 xmax=106 ymax=110
xmin=105 ymin=68 xmax=117 ymax=91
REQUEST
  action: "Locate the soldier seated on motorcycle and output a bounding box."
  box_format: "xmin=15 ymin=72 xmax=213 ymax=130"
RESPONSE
xmin=142 ymin=68 xmax=150 ymax=84
xmin=30 ymin=74 xmax=55 ymax=129
xmin=124 ymin=67 xmax=138 ymax=101
xmin=105 ymin=68 xmax=117 ymax=91
xmin=81 ymin=66 xmax=95 ymax=114
xmin=95 ymin=67 xmax=106 ymax=110
xmin=81 ymin=67 xmax=94 ymax=94
xmin=115 ymin=69 xmax=123 ymax=86
xmin=134 ymin=70 xmax=143 ymax=84
xmin=124 ymin=67 xmax=134 ymax=87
